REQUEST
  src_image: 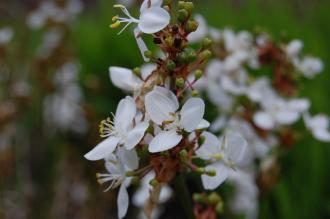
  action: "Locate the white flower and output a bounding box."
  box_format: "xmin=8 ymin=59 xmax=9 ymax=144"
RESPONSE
xmin=97 ymin=148 xmax=139 ymax=219
xmin=0 ymin=27 xmax=13 ymax=45
xmin=109 ymin=64 xmax=155 ymax=92
xmin=286 ymin=39 xmax=303 ymax=59
xmin=195 ymin=131 xmax=247 ymax=190
xmin=145 ymin=87 xmax=208 ymax=153
xmin=297 ymin=57 xmax=323 ymax=78
xmin=188 ymin=14 xmax=208 ymax=43
xmin=84 ymin=96 xmax=149 ymax=160
xmin=253 ymin=97 xmax=310 ymax=130
xmin=304 ymin=113 xmax=330 ymax=142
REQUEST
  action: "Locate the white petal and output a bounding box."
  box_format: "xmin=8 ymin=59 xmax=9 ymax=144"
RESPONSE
xmin=223 ymin=131 xmax=247 ymax=163
xmin=180 ymin=98 xmax=205 ymax=132
xmin=149 ymin=129 xmax=182 ymax=153
xmin=288 ymin=98 xmax=310 ymax=112
xmin=141 ymin=63 xmax=156 ymax=80
xmin=115 ymin=96 xmax=136 ymax=132
xmin=275 ymin=110 xmax=299 ymax=125
xmin=196 ymin=131 xmax=221 ymax=160
xmin=117 ymin=147 xmax=139 ymax=170
xmin=140 ymin=0 xmax=163 ymax=12
xmin=134 ymin=27 xmax=150 ymax=62
xmin=202 ymin=163 xmax=228 ymax=190
xmin=84 ymin=137 xmax=120 ymax=161
xmin=109 ymin=66 xmax=142 ymax=91
xmin=145 ymin=87 xmax=178 ymax=125
xmin=124 ymin=121 xmax=149 ymax=150
xmin=313 ymin=129 xmax=330 ymax=142
xmin=117 ymin=184 xmax=129 ymax=219
xmin=138 ymin=7 xmax=170 ymax=34
xmin=196 ymin=119 xmax=210 ymax=130
xmin=253 ymin=111 xmax=275 ymax=130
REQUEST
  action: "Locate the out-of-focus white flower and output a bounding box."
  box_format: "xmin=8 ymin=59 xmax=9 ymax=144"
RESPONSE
xmin=188 ymin=14 xmax=208 ymax=43
xmin=97 ymin=149 xmax=139 ymax=219
xmin=37 ymin=28 xmax=64 ymax=58
xmin=109 ymin=64 xmax=155 ymax=93
xmin=145 ymin=86 xmax=208 ymax=153
xmin=253 ymin=97 xmax=310 ymax=130
xmin=304 ymin=113 xmax=330 ymax=142
xmin=0 ymin=27 xmax=13 ymax=45
xmin=84 ymin=96 xmax=149 ymax=160
xmin=195 ymin=131 xmax=247 ymax=190
xmin=297 ymin=57 xmax=323 ymax=78
xmin=285 ymin=39 xmax=303 ymax=60
xmin=227 ymin=170 xmax=259 ymax=219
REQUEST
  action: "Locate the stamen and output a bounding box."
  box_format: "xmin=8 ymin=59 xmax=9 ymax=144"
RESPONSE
xmin=110 ymin=21 xmax=121 ymax=29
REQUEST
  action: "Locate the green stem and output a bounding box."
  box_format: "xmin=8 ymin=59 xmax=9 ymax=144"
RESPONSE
xmin=173 ymin=174 xmax=196 ymax=219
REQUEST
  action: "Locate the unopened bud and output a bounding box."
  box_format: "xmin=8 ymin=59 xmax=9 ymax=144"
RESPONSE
xmin=183 ymin=1 xmax=194 ymax=14
xmin=199 ymin=49 xmax=212 ymax=60
xmin=215 ymin=202 xmax=224 ymax=214
xmin=193 ymin=193 xmax=206 ymax=203
xmin=176 ymin=78 xmax=185 ymax=88
xmin=133 ymin=67 xmax=141 ymax=77
xmin=149 ymin=178 xmax=159 ymax=187
xmin=144 ymin=50 xmax=153 ymax=59
xmin=177 ymin=9 xmax=189 ymax=22
xmin=165 ymin=36 xmax=174 ymax=47
xmin=192 ymin=89 xmax=199 ymax=97
xmin=202 ymin=37 xmax=212 ymax=49
xmin=178 ymin=1 xmax=185 ymax=10
xmin=166 ymin=60 xmax=176 ymax=71
xmin=186 ymin=20 xmax=199 ymax=33
xmin=179 ymin=149 xmax=188 ymax=161
xmin=194 ymin=69 xmax=203 ymax=80
xmin=208 ymin=192 xmax=221 ymax=205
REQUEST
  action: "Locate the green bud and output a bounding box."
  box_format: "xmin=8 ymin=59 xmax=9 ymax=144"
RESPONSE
xmin=186 ymin=50 xmax=197 ymax=63
xmin=176 ymin=77 xmax=185 ymax=88
xmin=206 ymin=169 xmax=216 ymax=177
xmin=186 ymin=20 xmax=199 ymax=33
xmin=194 ymin=69 xmax=203 ymax=80
xmin=183 ymin=1 xmax=194 ymax=14
xmin=202 ymin=37 xmax=212 ymax=49
xmin=178 ymin=1 xmax=185 ymax=10
xmin=133 ymin=67 xmax=141 ymax=77
xmin=166 ymin=60 xmax=176 ymax=71
xmin=192 ymin=89 xmax=199 ymax=97
xmin=196 ymin=167 xmax=205 ymax=174
xmin=149 ymin=178 xmax=159 ymax=187
xmin=165 ymin=36 xmax=174 ymax=47
xmin=177 ymin=9 xmax=189 ymax=22
xmin=144 ymin=50 xmax=153 ymax=59
xmin=199 ymin=49 xmax=212 ymax=60
xmin=179 ymin=149 xmax=188 ymax=161
xmin=193 ymin=193 xmax=206 ymax=203
xmin=208 ymin=192 xmax=221 ymax=205
xmin=215 ymin=202 xmax=224 ymax=214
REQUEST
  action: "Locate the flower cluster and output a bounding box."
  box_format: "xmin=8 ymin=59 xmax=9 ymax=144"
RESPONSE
xmin=86 ymin=1 xmax=329 ymax=219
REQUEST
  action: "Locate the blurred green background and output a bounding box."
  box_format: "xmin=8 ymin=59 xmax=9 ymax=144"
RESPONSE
xmin=1 ymin=0 xmax=330 ymax=218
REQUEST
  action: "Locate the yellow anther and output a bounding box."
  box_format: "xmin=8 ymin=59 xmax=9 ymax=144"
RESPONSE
xmin=96 ymin=172 xmax=101 ymax=178
xmin=212 ymin=153 xmax=223 ymax=161
xmin=112 ymin=15 xmax=119 ymax=22
xmin=110 ymin=21 xmax=121 ymax=29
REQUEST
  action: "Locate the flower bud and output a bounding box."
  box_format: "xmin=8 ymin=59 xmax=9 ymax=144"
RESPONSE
xmin=186 ymin=20 xmax=199 ymax=33
xmin=183 ymin=1 xmax=194 ymax=14
xmin=149 ymin=178 xmax=159 ymax=187
xmin=178 ymin=1 xmax=186 ymax=10
xmin=179 ymin=149 xmax=188 ymax=162
xmin=202 ymin=37 xmax=212 ymax=49
xmin=199 ymin=49 xmax=212 ymax=60
xmin=177 ymin=9 xmax=189 ymax=22
xmin=165 ymin=36 xmax=174 ymax=47
xmin=133 ymin=67 xmax=141 ymax=77
xmin=192 ymin=89 xmax=199 ymax=97
xmin=194 ymin=69 xmax=203 ymax=80
xmin=208 ymin=192 xmax=221 ymax=205
xmin=166 ymin=60 xmax=176 ymax=71
xmin=193 ymin=193 xmax=206 ymax=203
xmin=176 ymin=77 xmax=185 ymax=88
xmin=144 ymin=50 xmax=153 ymax=59
xmin=215 ymin=202 xmax=224 ymax=214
